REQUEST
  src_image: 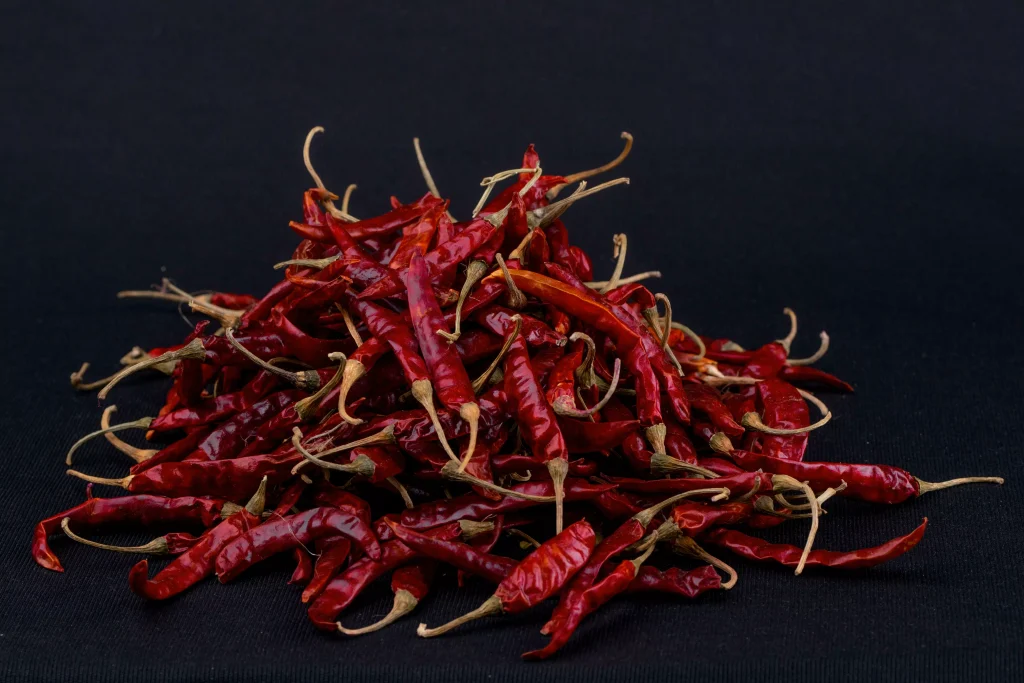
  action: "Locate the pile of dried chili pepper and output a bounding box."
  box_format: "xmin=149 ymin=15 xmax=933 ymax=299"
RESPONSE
xmin=35 ymin=128 xmax=1004 ymax=659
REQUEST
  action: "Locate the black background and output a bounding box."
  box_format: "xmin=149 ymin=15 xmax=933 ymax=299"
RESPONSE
xmin=3 ymin=2 xmax=1023 ymax=681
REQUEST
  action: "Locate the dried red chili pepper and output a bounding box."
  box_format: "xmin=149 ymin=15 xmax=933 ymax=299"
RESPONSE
xmin=385 ymin=520 xmax=516 ymax=584
xmin=338 ymin=560 xmax=435 ymax=635
xmin=703 ymin=519 xmax=928 ymax=569
xmin=406 ymin=253 xmax=480 ymax=468
xmin=33 ymin=494 xmax=240 ymax=572
xmin=626 ymin=564 xmax=722 ymax=598
xmin=302 ymin=537 xmax=352 ymax=603
xmin=417 ymin=520 xmax=595 ymax=638
xmin=128 ymin=479 xmax=267 ymax=600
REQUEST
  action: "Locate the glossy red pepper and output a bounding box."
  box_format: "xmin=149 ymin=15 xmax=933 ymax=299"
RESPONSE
xmin=386 ymin=520 xmax=516 ymax=584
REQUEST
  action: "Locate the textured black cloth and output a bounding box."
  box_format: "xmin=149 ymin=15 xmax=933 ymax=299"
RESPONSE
xmin=2 ymin=2 xmax=1023 ymax=681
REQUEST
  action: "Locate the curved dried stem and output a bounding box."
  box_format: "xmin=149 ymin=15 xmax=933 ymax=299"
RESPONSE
xmin=66 ymin=470 xmax=132 ymax=489
xmin=65 ymin=408 xmax=154 ymax=465
xmin=794 ymin=479 xmax=819 ymax=576
xmin=672 ymin=536 xmax=737 ymax=590
xmin=410 ymin=380 xmax=459 ymax=463
xmin=552 ymin=358 xmax=621 ymax=418
xmin=335 ymin=358 xmax=367 ymax=425
xmin=507 ymin=528 xmax=542 ymax=550
xmin=413 ymin=138 xmax=456 ymax=223
xmin=97 ymin=338 xmax=205 ymax=401
xmin=472 ymin=315 xmax=521 ymax=394
xmin=721 ymin=340 xmax=746 ymax=352
xmin=507 ymin=229 xmax=537 ymax=263
xmin=547 ymin=132 xmax=634 ymax=199
xmin=61 ymin=518 xmax=170 ymax=555
xmin=777 ymin=307 xmax=798 ymax=354
xmin=338 ymin=588 xmax=419 ymax=636
xmin=440 ymin=461 xmax=556 ymax=502
xmin=456 ymin=402 xmax=481 ymax=473
xmin=632 ymin=487 xmax=731 ymax=527
xmin=291 ymin=428 xmax=377 ymax=477
xmin=598 ymin=234 xmax=629 ymax=294
xmin=273 ymin=254 xmax=341 ymax=271
xmin=570 ymin=332 xmax=598 ymax=390
xmin=654 ymin=294 xmax=685 ymax=374
xmin=341 ymin=183 xmax=357 ymax=214
xmin=916 ymin=475 xmax=1005 ymax=495
xmin=528 ymin=177 xmax=630 ymax=230
xmin=295 ymin=353 xmax=346 ymax=421
xmin=303 ymin=126 xmax=357 ymax=222
xmin=585 ymin=270 xmax=662 ymax=289
xmin=741 ymin=406 xmax=831 ymax=435
xmin=417 ymin=595 xmax=502 ymax=638
xmin=494 ymin=254 xmax=526 ymax=309
xmin=387 ymin=476 xmax=415 ymax=509
xmin=797 ymin=389 xmax=832 ymax=421
xmin=99 ymin=405 xmax=157 ymax=463
xmin=670 ymin=321 xmax=707 ymax=360
xmin=648 ymin=453 xmax=720 ymax=478
xmin=438 ymin=260 xmax=488 ymax=343
xmin=70 ymin=363 xmax=122 ymax=392
xmin=224 ymin=328 xmax=320 ymax=392
xmin=471 ymin=167 xmax=533 ymax=218
xmin=788 ymin=331 xmax=830 ymax=366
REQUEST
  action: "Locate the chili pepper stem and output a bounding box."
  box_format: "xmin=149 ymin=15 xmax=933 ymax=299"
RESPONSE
xmin=99 ymin=405 xmax=157 ymax=463
xmin=709 ymin=432 xmax=734 ymax=454
xmin=335 ymin=359 xmax=367 ymax=425
xmin=777 ymin=307 xmax=798 ymax=355
xmin=457 ymin=519 xmax=496 ymax=540
xmin=291 ymin=428 xmax=378 ymax=478
xmin=388 ymin=476 xmax=415 ymax=508
xmin=598 ymin=234 xmax=629 ymax=294
xmin=410 ymin=380 xmax=459 ymax=463
xmin=61 ymin=518 xmax=170 ymax=555
xmin=553 ymin=358 xmax=622 ymax=418
xmin=224 ymin=328 xmax=320 ymax=392
xmin=96 ymin=338 xmax=205 ymax=401
xmin=65 ymin=470 xmax=132 ymax=489
xmin=571 ymin=332 xmax=599 ymax=390
xmin=742 ymin=408 xmax=831 ymax=435
xmin=472 ymin=316 xmax=521 ymax=394
xmin=648 ymin=453 xmax=720 ymax=478
xmin=338 ymin=588 xmax=419 ymax=636
xmin=417 ymin=595 xmax=503 ymax=638
xmin=439 ymin=461 xmax=557 ymax=502
xmin=645 ymin=423 xmax=668 ymax=455
xmin=633 ymin=487 xmax=732 ymax=527
xmin=673 ymin=536 xmax=738 ymax=590
xmin=916 ymin=476 xmax=1005 ymax=495
xmin=529 ymin=177 xmax=630 ymax=230
xmin=671 ymin=321 xmax=707 ymax=360
xmin=65 ymin=408 xmax=154 ymax=465
xmin=188 ymin=300 xmax=240 ymax=330
xmin=494 ymin=254 xmax=527 ymax=309
xmin=546 ymin=132 xmax=633 ymax=200
xmin=303 ymin=127 xmax=357 ymax=222
xmin=338 ymin=305 xmax=364 ymax=346
xmin=70 ymin=363 xmax=121 ymax=392
xmin=295 ymin=353 xmax=347 ymax=422
xmin=548 ymin=458 xmax=569 ymax=534
xmin=508 ymin=528 xmax=542 ymax=549
xmin=245 ymin=476 xmax=269 ymax=516
xmin=340 ymin=183 xmax=357 ymax=214
xmin=438 ymin=261 xmax=487 ymax=343
xmin=456 ymin=403 xmax=481 ymax=472
xmin=788 ymin=331 xmax=830 ymax=366
xmin=471 ymin=167 xmax=534 ymax=218
xmin=794 ymin=479 xmax=819 ymax=575
xmin=585 ymin=271 xmax=662 ymax=289
xmin=273 ymin=254 xmax=341 ymax=270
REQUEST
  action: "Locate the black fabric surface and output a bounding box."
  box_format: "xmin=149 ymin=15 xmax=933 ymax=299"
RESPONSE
xmin=3 ymin=2 xmax=1023 ymax=681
